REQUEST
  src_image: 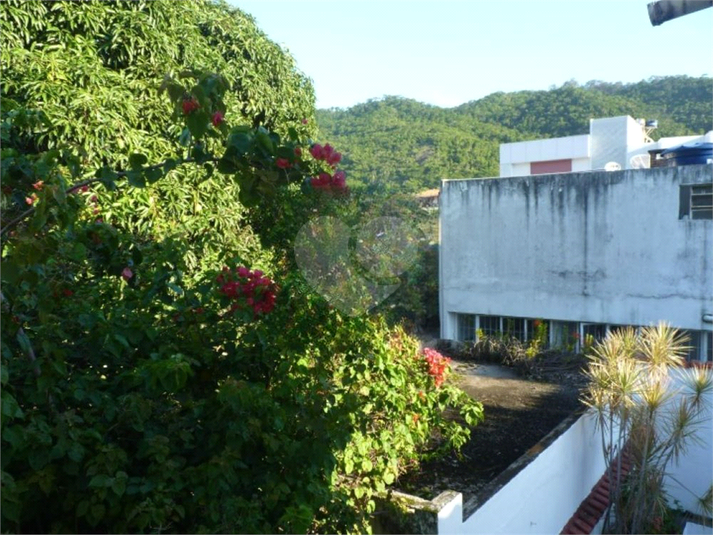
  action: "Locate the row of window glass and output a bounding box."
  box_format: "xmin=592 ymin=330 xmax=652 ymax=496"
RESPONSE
xmin=454 ymin=313 xmax=713 ymax=362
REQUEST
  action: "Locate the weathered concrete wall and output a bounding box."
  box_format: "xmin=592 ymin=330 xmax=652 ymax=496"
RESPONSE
xmin=440 ymin=165 xmax=713 ymax=340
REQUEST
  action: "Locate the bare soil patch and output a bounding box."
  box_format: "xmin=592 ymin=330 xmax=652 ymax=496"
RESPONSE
xmin=397 ymin=355 xmax=587 ymax=502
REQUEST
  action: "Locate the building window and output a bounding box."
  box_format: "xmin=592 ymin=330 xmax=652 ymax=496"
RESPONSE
xmin=706 ymin=332 xmax=712 ymax=362
xmin=551 ymin=321 xmax=579 ymax=349
xmin=683 ymin=330 xmax=701 ymax=362
xmin=479 ymin=315 xmax=501 ymax=337
xmin=503 ymin=316 xmax=526 ymax=341
xmin=457 ymin=314 xmax=476 ymax=342
xmin=528 ymin=319 xmax=549 ymax=345
xmin=530 ymin=159 xmax=572 ymax=175
xmin=680 ymin=184 xmax=713 ymax=220
xmin=582 ymin=323 xmax=607 ymax=343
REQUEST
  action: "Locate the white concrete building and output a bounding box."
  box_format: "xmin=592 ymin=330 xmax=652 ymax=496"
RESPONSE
xmin=439 ymin=164 xmax=713 ymax=361
xmin=499 ymin=115 xmax=713 ymax=177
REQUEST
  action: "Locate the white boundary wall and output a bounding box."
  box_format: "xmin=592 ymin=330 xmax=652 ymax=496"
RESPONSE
xmin=429 ymin=368 xmax=713 ymax=534
xmin=436 ymin=412 xmax=607 ymax=535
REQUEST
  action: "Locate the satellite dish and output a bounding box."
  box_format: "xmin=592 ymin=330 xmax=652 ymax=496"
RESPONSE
xmin=604 ymin=162 xmax=622 ymax=171
xmin=629 ymin=154 xmax=650 ymax=169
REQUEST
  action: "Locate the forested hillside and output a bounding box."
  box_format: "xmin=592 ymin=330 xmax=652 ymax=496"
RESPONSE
xmin=317 ymin=76 xmax=712 ymax=193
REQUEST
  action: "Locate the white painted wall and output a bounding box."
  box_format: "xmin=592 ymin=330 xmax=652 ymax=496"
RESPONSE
xmin=500 ymin=135 xmax=590 ymax=177
xmin=590 ymin=116 xmax=637 ymax=170
xmin=436 ymin=413 xmax=608 ymax=535
xmin=440 ymin=165 xmax=713 ymax=340
xmin=499 ymin=113 xmax=713 ymax=177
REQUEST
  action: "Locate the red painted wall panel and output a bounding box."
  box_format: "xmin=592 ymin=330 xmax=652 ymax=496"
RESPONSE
xmin=530 ymin=159 xmax=573 ymax=175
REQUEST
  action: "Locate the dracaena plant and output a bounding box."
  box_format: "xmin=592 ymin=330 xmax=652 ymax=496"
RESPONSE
xmin=582 ymin=323 xmax=713 ymax=534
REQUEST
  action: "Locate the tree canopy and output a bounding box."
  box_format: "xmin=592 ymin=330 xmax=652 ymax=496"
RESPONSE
xmin=317 ymin=76 xmax=713 ymax=194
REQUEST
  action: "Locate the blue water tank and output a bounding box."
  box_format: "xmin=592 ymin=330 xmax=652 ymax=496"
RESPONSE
xmin=660 ymin=142 xmax=713 ymax=167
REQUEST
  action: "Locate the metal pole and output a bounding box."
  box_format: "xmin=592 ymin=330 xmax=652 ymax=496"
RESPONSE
xmin=648 ymin=0 xmax=713 ymax=26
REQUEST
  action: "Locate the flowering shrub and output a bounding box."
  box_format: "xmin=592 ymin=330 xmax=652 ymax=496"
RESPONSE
xmin=217 ymin=265 xmax=277 ymax=316
xmin=423 ymin=347 xmax=451 ymax=387
xmin=0 ymin=67 xmax=482 ymax=534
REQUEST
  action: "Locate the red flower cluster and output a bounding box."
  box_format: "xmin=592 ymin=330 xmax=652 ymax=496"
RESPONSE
xmin=423 ymin=348 xmax=451 ymax=387
xmin=212 ymin=111 xmax=224 ymax=127
xmin=217 ymin=266 xmax=277 ymax=316
xmin=309 ymin=143 xmax=342 ymax=167
xmin=182 ymin=97 xmax=200 ymax=115
xmin=310 ymin=170 xmax=347 ymax=192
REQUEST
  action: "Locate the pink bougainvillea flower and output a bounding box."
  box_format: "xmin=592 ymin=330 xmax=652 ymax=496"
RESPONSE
xmin=310 ymin=172 xmax=331 ymax=190
xmin=331 ymin=170 xmax=346 ymax=185
xmin=32 ymin=180 xmax=44 ymax=191
xmin=237 ymin=266 xmax=250 ymax=277
xmin=294 ymin=147 xmax=302 ymax=157
xmin=121 ymin=267 xmax=133 ymax=281
xmin=275 ymin=158 xmax=290 ymax=169
xmin=212 ymin=110 xmax=224 ymax=126
xmin=182 ymin=98 xmax=200 ymax=115
xmin=323 ymin=144 xmax=334 ymax=158
xmin=302 ymin=118 xmax=308 ymax=125
xmin=81 ymin=185 xmax=89 ymax=193
xmin=326 ymin=151 xmax=342 ymax=167
xmin=309 ymin=143 xmax=324 ymax=160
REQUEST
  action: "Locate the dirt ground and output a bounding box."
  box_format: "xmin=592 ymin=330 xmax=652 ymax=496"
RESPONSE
xmin=396 ymin=358 xmax=587 ymax=502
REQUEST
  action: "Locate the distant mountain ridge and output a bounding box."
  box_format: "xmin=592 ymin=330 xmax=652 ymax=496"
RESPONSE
xmin=316 ymin=75 xmax=712 ymax=194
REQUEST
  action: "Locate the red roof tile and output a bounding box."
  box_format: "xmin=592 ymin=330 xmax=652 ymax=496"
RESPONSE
xmin=560 ymin=448 xmax=633 ymax=534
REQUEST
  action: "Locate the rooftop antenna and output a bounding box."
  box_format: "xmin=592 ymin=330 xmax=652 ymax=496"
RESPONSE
xmin=637 ymin=118 xmax=658 ymax=143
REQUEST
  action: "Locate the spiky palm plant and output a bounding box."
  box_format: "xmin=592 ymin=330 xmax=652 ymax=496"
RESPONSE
xmin=582 ymin=323 xmax=713 ymax=534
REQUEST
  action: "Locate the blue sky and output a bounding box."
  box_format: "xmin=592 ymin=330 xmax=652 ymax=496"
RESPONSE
xmin=233 ymin=1 xmax=713 ymax=110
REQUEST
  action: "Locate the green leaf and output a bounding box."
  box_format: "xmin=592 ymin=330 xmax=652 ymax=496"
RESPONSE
xmin=144 ymin=167 xmax=163 ymax=184
xmin=256 ymin=131 xmax=275 ymax=155
xmin=216 ymin=158 xmax=237 ymax=174
xmin=0 ymin=260 xmax=21 ymax=284
xmin=1 ymin=391 xmax=24 ymax=419
xmin=16 ymin=330 xmax=32 ymax=356
xmin=126 ymin=171 xmax=146 ymax=188
xmin=178 ymin=127 xmax=192 ymax=147
xmin=97 ymin=167 xmax=118 ymax=191
xmin=88 ymin=474 xmax=112 ymax=488
xmin=77 ymin=500 xmax=90 ymax=517
xmin=129 ymin=153 xmax=148 ymax=170
xmin=186 ymin=111 xmax=209 ymax=139
xmin=111 ymin=477 xmax=126 ymax=496
xmin=163 ymin=158 xmax=178 ymax=174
